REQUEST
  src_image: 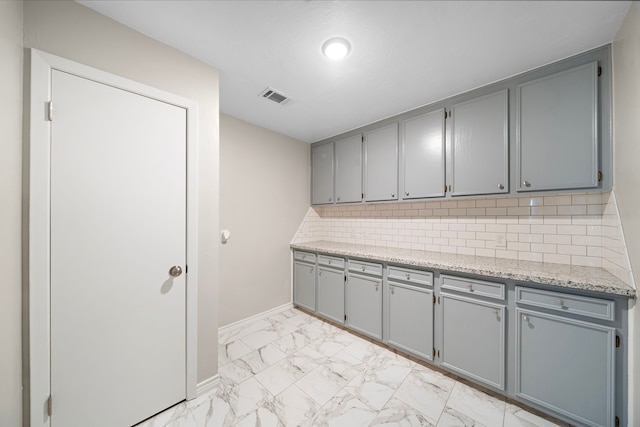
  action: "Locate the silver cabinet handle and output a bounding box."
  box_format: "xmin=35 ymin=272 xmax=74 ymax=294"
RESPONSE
xmin=361 ymin=265 xmax=366 ymax=271
xmin=492 ymin=309 xmax=499 ymax=315
xmin=498 ymin=184 xmax=504 ymax=190
xmin=523 ymin=315 xmax=529 ymax=322
xmin=337 ymin=197 xmax=341 ymax=201
xmin=523 ymin=181 xmax=531 ymax=187
xmin=467 ymin=284 xmax=473 ymax=291
xmin=390 ymin=286 xmax=395 ymax=295
xmin=406 ymin=273 xmax=411 ymax=280
xmin=302 ymin=255 xmax=306 ymax=259
xmin=557 ymin=299 xmax=564 ymax=306
xmin=328 ymin=260 xmax=332 ymax=265
xmin=310 ymin=267 xmax=314 ymax=273
xmin=319 ymin=270 xmax=323 ymax=277
xmin=391 ymin=193 xmax=395 ymax=198
xmin=328 ymin=197 xmax=332 ymax=202
xmin=405 ymin=192 xmax=410 ymax=197
xmin=375 ymin=284 xmax=379 ymax=291
xmin=169 ymin=266 xmax=183 ymax=277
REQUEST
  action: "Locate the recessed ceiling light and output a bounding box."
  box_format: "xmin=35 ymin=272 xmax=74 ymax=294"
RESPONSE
xmin=322 ymin=37 xmax=351 ymax=61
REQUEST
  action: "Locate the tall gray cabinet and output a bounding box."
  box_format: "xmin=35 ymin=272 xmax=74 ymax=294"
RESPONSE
xmin=364 ymin=123 xmax=398 ymax=202
xmin=450 ymin=90 xmax=509 ymax=196
xmin=517 ymin=62 xmax=599 ymax=192
xmin=311 ymin=143 xmax=334 ymax=205
xmin=335 ymin=134 xmax=362 ymax=203
xmin=402 ymin=109 xmax=445 ymax=199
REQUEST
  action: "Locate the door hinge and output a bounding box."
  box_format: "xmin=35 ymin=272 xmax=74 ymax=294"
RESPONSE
xmin=438 ymin=296 xmax=441 ymax=304
xmin=344 ymin=314 xmax=347 ymax=321
xmin=615 ymin=415 xmax=620 ymax=426
xmin=444 ymin=185 xmax=447 ymax=193
xmin=598 ymin=171 xmax=603 ymax=182
xmin=437 ymin=349 xmax=440 ymax=358
xmin=433 ymin=348 xmax=436 ymax=357
xmin=444 ymin=109 xmax=447 ymax=120
xmin=344 ymin=274 xmax=347 ymax=282
xmin=616 ymin=335 xmax=621 ymax=348
xmin=47 ymin=395 xmax=52 ymax=416
xmin=185 ymin=265 xmax=188 ymax=274
xmin=361 ymin=193 xmax=365 ymax=199
xmin=598 ymin=66 xmax=602 ymax=77
xmin=432 ymin=294 xmax=436 ymax=304
xmin=47 ymin=101 xmax=53 ymax=121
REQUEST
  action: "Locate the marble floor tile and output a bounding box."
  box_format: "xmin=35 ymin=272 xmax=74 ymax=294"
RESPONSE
xmin=370 ymin=397 xmax=436 ymax=427
xmin=141 ymin=307 xmax=566 ymax=427
xmin=445 ymin=382 xmax=505 ymax=427
xmin=394 ymin=364 xmax=456 ymax=424
xmin=253 ymin=350 xmax=320 ymax=395
xmin=311 ymin=389 xmax=378 ymax=427
xmin=503 ymin=403 xmax=563 ymax=427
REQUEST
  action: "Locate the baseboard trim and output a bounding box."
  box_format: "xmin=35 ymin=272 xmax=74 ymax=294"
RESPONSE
xmin=218 ymin=302 xmax=294 ymax=335
xmin=196 ymin=374 xmax=220 ymax=397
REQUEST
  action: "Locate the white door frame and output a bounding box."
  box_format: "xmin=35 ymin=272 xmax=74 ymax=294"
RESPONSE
xmin=24 ymin=49 xmax=199 ymax=427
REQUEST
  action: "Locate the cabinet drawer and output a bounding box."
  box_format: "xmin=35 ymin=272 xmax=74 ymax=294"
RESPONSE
xmin=516 ymin=287 xmax=615 ymax=321
xmin=387 ymin=266 xmax=433 ymax=287
xmin=349 ymin=260 xmax=383 ymax=276
xmin=441 ymin=275 xmax=505 ymax=300
xmin=318 ymin=255 xmax=345 ymax=269
xmin=294 ymin=251 xmax=316 ymax=263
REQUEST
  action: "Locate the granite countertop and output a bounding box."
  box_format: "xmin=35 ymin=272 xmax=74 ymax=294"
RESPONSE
xmin=291 ymin=240 xmax=636 ymax=297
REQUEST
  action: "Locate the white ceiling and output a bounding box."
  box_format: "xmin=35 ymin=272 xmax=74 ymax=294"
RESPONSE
xmin=78 ymin=1 xmax=630 ymax=143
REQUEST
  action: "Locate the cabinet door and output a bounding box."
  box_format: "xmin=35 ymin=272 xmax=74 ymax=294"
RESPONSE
xmin=293 ymin=261 xmax=315 ymax=311
xmin=364 ymin=123 xmax=398 ymax=202
xmin=517 ymin=62 xmax=598 ymax=192
xmin=346 ymin=273 xmax=382 ymax=340
xmin=402 ymin=110 xmax=445 ymax=199
xmin=387 ymin=282 xmax=433 ymax=360
xmin=335 ymin=134 xmax=362 ymax=203
xmin=311 ymin=143 xmax=334 ymax=205
xmin=317 ymin=267 xmax=344 ymax=324
xmin=441 ymin=294 xmax=505 ymax=390
xmin=450 ymin=90 xmax=509 ymax=196
xmin=516 ymin=309 xmax=615 ymax=427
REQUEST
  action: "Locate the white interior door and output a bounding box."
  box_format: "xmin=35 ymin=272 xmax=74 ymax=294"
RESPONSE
xmin=50 ymin=69 xmax=187 ymax=427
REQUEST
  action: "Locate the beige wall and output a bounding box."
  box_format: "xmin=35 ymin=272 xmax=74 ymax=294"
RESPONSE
xmin=22 ymin=0 xmax=220 ymax=389
xmin=219 ymin=114 xmax=310 ymax=326
xmin=0 ymin=2 xmax=24 ymax=426
xmin=613 ymin=2 xmax=640 ymax=424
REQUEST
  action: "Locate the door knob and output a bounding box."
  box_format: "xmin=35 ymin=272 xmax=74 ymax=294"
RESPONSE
xmin=169 ymin=266 xmax=183 ymax=277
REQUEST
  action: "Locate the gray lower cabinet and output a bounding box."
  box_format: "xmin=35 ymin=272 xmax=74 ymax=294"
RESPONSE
xmin=335 ymin=134 xmax=362 ymax=203
xmin=441 ymin=293 xmax=506 ymax=390
xmin=450 ymin=89 xmax=509 ymax=196
xmin=311 ymin=142 xmax=334 ymax=205
xmin=364 ymin=123 xmax=398 ymax=202
xmin=440 ymin=275 xmax=506 ymax=390
xmin=402 ymin=109 xmax=445 ymax=199
xmin=517 ymin=62 xmax=599 ymax=192
xmin=317 ymin=255 xmax=345 ymax=324
xmin=293 ymin=252 xmax=316 ymax=311
xmin=515 ymin=287 xmax=616 ymax=427
xmin=346 ymin=260 xmax=383 ymax=339
xmin=387 ymin=280 xmax=433 ymax=360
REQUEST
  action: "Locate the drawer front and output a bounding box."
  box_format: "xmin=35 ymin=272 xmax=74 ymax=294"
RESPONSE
xmin=387 ymin=266 xmax=433 ymax=287
xmin=294 ymin=251 xmax=316 ymax=263
xmin=318 ymin=254 xmax=345 ymax=269
xmin=349 ymin=259 xmax=383 ymax=276
xmin=441 ymin=275 xmax=505 ymax=300
xmin=516 ymin=287 xmax=615 ymax=321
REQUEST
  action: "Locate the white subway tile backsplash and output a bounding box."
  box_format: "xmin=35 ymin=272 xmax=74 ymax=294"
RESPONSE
xmin=291 ymin=191 xmax=633 ymax=286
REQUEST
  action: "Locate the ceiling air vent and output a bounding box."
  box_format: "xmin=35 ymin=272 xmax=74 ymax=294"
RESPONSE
xmin=259 ymin=87 xmax=292 ymax=105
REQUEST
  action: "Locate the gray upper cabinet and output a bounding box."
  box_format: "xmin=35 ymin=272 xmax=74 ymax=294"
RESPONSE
xmin=402 ymin=110 xmax=445 ymax=199
xmin=364 ymin=123 xmax=398 ymax=202
xmin=450 ymin=89 xmax=509 ymax=196
xmin=311 ymin=143 xmax=334 ymax=205
xmin=335 ymin=134 xmax=362 ymax=203
xmin=517 ymin=62 xmax=599 ymax=192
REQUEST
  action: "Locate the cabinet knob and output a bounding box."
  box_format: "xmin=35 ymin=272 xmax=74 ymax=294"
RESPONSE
xmin=497 ymin=184 xmax=504 ymax=190
xmin=557 ymin=299 xmax=564 ymax=306
xmin=328 ymin=260 xmax=332 ymax=265
xmin=361 ymin=265 xmax=366 ymax=271
xmin=492 ymin=309 xmax=499 ymax=315
xmin=406 ymin=273 xmax=411 ymax=280
xmin=467 ymin=284 xmax=473 ymax=291
xmin=523 ymin=315 xmax=529 ymax=322
xmin=329 ymin=197 xmax=332 ymax=202
xmin=310 ymin=267 xmax=314 ymax=273
xmin=391 ymin=193 xmax=395 ymax=198
xmin=375 ymin=284 xmax=379 ymax=291
xmin=337 ymin=197 xmax=341 ymax=201
xmin=390 ymin=286 xmax=395 ymax=295
xmin=405 ymin=192 xmax=410 ymax=197
xmin=523 ymin=181 xmax=531 ymax=187
xmin=319 ymin=270 xmax=323 ymax=276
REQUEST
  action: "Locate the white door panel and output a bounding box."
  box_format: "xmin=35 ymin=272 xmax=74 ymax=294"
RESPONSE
xmin=50 ymin=70 xmax=187 ymax=426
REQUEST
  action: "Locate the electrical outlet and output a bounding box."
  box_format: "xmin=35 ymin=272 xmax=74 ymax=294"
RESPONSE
xmin=495 ymin=233 xmax=507 ymax=249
